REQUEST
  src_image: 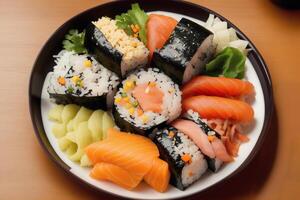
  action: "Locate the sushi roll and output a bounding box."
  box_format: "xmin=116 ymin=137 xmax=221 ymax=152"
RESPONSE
xmin=85 ymin=17 xmax=149 ymax=78
xmin=113 ymin=68 xmax=182 ymax=135
xmin=47 ymin=51 xmax=119 ymax=110
xmin=173 ymin=110 xmax=232 ymax=172
xmin=150 ymin=125 xmax=207 ymax=190
xmin=152 ymin=18 xmax=215 ymax=85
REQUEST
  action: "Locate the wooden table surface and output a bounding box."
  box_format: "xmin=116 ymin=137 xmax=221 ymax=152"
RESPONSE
xmin=1 ymin=0 xmax=300 ymax=199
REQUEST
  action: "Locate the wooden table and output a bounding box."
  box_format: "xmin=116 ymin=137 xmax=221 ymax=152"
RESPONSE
xmin=1 ymin=0 xmax=299 ymax=199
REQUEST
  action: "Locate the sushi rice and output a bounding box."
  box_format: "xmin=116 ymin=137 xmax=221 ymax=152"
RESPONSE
xmin=174 ymin=132 xmax=208 ymax=187
xmin=48 ymin=50 xmax=119 ymax=105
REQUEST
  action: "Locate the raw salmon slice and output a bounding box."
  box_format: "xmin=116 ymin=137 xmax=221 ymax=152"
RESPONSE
xmin=211 ymin=138 xmax=233 ymax=162
xmin=85 ymin=128 xmax=159 ymax=179
xmin=182 ymin=95 xmax=254 ymax=122
xmin=132 ymin=83 xmax=164 ymax=113
xmin=147 ymin=14 xmax=178 ymax=59
xmin=90 ymin=162 xmax=141 ymax=190
xmin=172 ymin=119 xmax=215 ymax=158
xmin=144 ymin=158 xmax=170 ymax=192
xmin=172 ymin=119 xmax=232 ymax=162
xmin=182 ymin=76 xmax=254 ymax=99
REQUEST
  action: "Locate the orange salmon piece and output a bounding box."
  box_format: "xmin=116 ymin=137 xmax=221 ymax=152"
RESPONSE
xmin=183 ymin=95 xmax=254 ymax=123
xmin=144 ymin=158 xmax=170 ymax=192
xmin=90 ymin=162 xmax=141 ymax=190
xmin=132 ymin=83 xmax=164 ymax=113
xmin=147 ymin=14 xmax=177 ymax=60
xmin=182 ymin=76 xmax=254 ymax=99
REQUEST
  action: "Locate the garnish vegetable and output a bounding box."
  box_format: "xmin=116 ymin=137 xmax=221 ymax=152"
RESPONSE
xmin=115 ymin=3 xmax=148 ymax=44
xmin=62 ymin=29 xmax=87 ymax=54
xmin=204 ymin=47 xmax=246 ymax=79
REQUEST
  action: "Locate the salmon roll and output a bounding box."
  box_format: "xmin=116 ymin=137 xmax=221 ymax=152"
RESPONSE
xmin=150 ymin=125 xmax=207 ymax=190
xmin=85 ymin=17 xmax=149 ymax=78
xmin=113 ymin=68 xmax=181 ymax=135
xmin=174 ymin=110 xmax=233 ymax=172
xmin=47 ymin=51 xmax=119 ymax=110
xmin=152 ymin=18 xmax=215 ymax=85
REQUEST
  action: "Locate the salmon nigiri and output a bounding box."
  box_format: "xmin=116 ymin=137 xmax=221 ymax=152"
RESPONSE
xmin=144 ymin=158 xmax=170 ymax=192
xmin=182 ymin=76 xmax=254 ymax=99
xmin=90 ymin=162 xmax=141 ymax=190
xmin=147 ymin=14 xmax=177 ymax=59
xmin=182 ymin=96 xmax=254 ymax=123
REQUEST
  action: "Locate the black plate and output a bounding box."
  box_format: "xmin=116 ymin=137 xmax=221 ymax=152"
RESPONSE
xmin=29 ymin=0 xmax=273 ymax=198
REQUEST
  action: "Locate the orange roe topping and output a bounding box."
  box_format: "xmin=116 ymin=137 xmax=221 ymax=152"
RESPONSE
xmin=181 ymin=154 xmax=192 ymax=164
xmin=148 ymin=81 xmax=156 ymax=87
xmin=207 ymin=135 xmax=216 ymax=142
xmin=168 ymin=131 xmax=175 ymax=138
xmin=57 ymin=76 xmax=65 ymax=86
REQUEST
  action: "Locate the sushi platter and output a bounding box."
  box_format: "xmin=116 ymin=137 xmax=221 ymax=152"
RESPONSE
xmin=29 ymin=0 xmax=273 ymax=199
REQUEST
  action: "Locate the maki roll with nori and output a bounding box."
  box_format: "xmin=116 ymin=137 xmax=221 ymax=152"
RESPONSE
xmin=47 ymin=51 xmax=119 ymax=110
xmin=113 ymin=68 xmax=181 ymax=135
xmin=85 ymin=17 xmax=149 ymax=78
xmin=152 ymin=18 xmax=215 ymax=85
xmin=172 ymin=110 xmax=233 ymax=172
xmin=150 ymin=125 xmax=207 ymax=190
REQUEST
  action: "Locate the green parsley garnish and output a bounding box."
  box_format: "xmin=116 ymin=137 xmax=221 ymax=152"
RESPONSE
xmin=62 ymin=29 xmax=87 ymax=54
xmin=66 ymin=87 xmax=74 ymax=94
xmin=115 ymin=3 xmax=148 ymax=44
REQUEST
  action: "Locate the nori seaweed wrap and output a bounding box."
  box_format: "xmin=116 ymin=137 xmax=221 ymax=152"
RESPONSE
xmin=152 ymin=18 xmax=215 ymax=85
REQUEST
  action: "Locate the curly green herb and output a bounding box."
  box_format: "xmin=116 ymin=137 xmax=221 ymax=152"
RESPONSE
xmin=115 ymin=3 xmax=148 ymax=44
xmin=62 ymin=29 xmax=87 ymax=54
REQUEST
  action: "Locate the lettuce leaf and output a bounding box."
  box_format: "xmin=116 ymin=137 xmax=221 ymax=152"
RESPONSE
xmin=205 ymin=47 xmax=246 ymax=79
xmin=115 ymin=3 xmax=148 ymax=44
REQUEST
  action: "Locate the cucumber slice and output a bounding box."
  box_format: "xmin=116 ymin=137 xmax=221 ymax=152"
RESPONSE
xmin=65 ymin=131 xmax=77 ymax=143
xmin=76 ymin=122 xmax=93 ymax=148
xmin=52 ymin=123 xmax=67 ymax=138
xmin=102 ymin=112 xmax=115 ymax=139
xmin=72 ymin=107 xmax=93 ymax=130
xmin=58 ymin=137 xmax=72 ymax=151
xmin=67 ymin=119 xmax=74 ymax=132
xmin=80 ymin=154 xmax=92 ymax=167
xmin=48 ymin=104 xmax=64 ymax=122
xmin=88 ymin=110 xmax=104 ymax=141
xmin=69 ymin=149 xmax=84 ymax=162
xmin=66 ymin=143 xmax=77 ymax=156
xmin=61 ymin=104 xmax=80 ymax=123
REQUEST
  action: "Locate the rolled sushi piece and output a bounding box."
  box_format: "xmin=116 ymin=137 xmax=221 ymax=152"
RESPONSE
xmin=113 ymin=68 xmax=182 ymax=135
xmin=85 ymin=17 xmax=149 ymax=78
xmin=150 ymin=125 xmax=207 ymax=190
xmin=181 ymin=109 xmax=232 ymax=172
xmin=152 ymin=18 xmax=215 ymax=85
xmin=47 ymin=51 xmax=119 ymax=110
